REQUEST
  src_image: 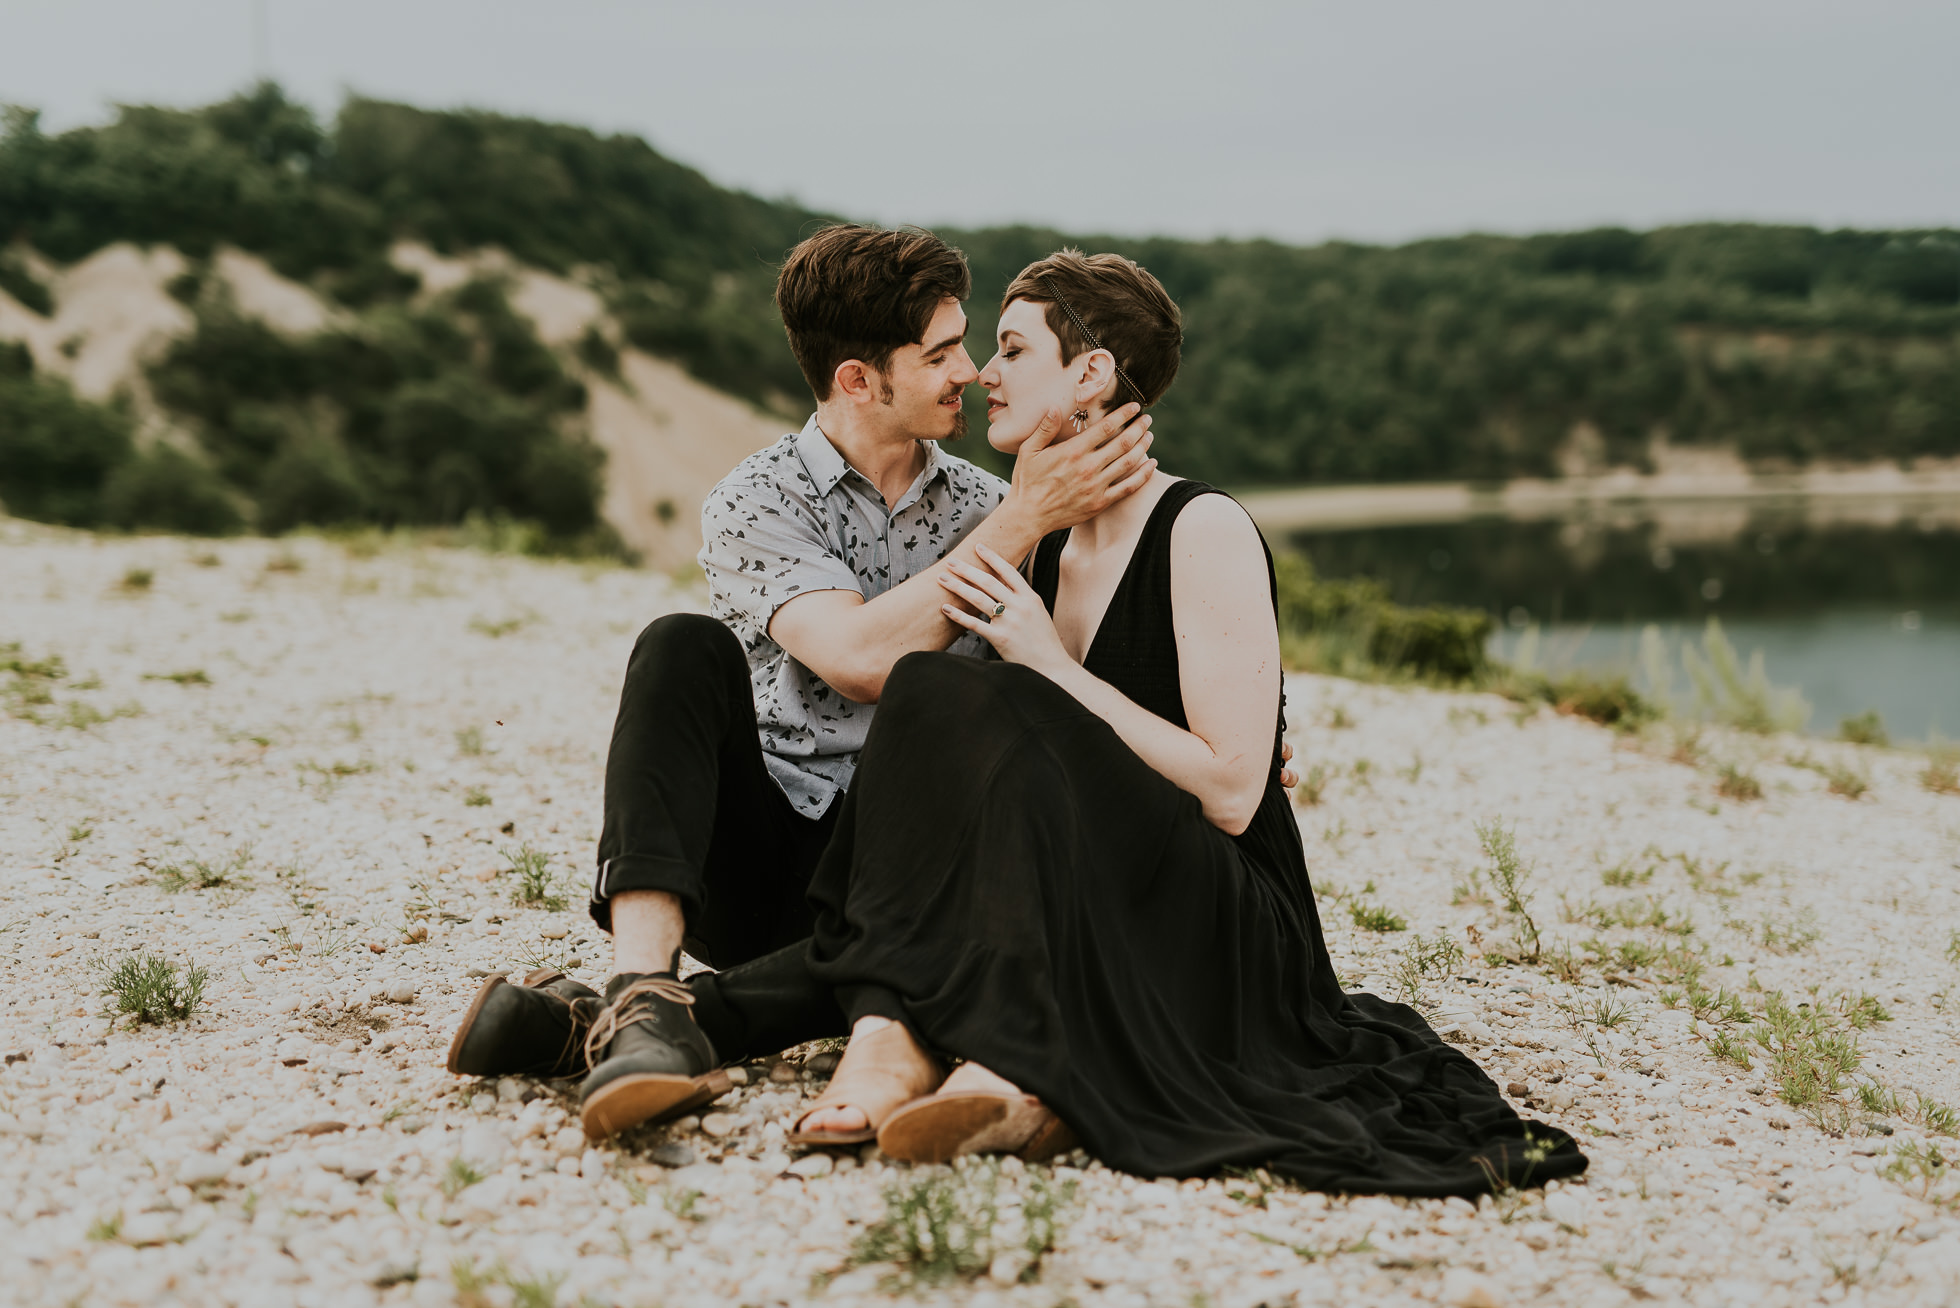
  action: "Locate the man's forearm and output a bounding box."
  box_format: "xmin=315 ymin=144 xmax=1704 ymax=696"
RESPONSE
xmin=829 ymin=496 xmax=1046 ymax=700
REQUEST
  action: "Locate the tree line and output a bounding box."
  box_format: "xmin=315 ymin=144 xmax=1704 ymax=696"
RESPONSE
xmin=2 ymin=84 xmax=1955 ymax=538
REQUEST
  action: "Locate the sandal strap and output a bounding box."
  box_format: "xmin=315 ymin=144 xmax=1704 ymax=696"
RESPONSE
xmin=791 ymin=1024 xmax=943 ymax=1134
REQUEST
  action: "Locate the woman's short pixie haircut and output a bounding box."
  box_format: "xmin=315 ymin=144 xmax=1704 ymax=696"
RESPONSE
xmin=775 ymin=224 xmax=972 ymax=402
xmin=1001 ymin=249 xmax=1183 ymax=408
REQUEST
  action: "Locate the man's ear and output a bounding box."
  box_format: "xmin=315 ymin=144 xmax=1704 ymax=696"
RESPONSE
xmin=833 ymin=360 xmax=876 ymax=405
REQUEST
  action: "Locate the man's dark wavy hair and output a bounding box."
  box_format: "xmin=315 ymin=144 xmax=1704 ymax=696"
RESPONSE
xmin=775 ymin=224 xmax=972 ymax=402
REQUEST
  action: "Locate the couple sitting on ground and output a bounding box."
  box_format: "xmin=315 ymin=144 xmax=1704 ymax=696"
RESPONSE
xmin=446 ymin=224 xmax=1586 ymax=1194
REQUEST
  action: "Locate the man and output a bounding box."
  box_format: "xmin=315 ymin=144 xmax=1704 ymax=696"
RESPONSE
xmin=446 ymin=224 xmax=1159 ymax=1138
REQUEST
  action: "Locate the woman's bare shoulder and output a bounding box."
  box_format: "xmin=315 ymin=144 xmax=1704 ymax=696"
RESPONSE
xmin=1168 ymin=490 xmax=1264 ymax=564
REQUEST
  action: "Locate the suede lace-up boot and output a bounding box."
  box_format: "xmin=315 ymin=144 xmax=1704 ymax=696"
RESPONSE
xmin=446 ymin=968 xmax=602 ymax=1079
xmin=578 ymin=971 xmax=730 ymax=1140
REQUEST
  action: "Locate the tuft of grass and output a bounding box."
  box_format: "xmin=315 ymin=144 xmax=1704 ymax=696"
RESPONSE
xmin=118 ymin=567 xmax=155 ymax=593
xmin=86 ymin=1213 xmax=124 ymax=1242
xmin=463 ymin=786 xmax=492 ymax=808
xmin=505 ymin=843 xmax=567 ymax=911
xmin=469 ymin=615 xmax=530 ymax=638
xmin=1922 ymin=755 xmax=1960 ymax=796
xmin=1347 ymin=901 xmax=1408 ymax=933
xmin=156 ymin=849 xmax=251 ymax=894
xmin=1879 ymin=1139 xmax=1952 ymax=1202
xmin=1586 ymin=998 xmax=1632 ymax=1029
xmin=143 ymin=668 xmax=211 ymax=686
xmin=455 ymin=725 xmax=485 ymax=757
xmin=1475 ymin=819 xmax=1541 ymax=962
xmin=264 ymin=551 xmax=303 ymax=574
xmin=1678 ymin=617 xmax=1809 ymax=733
xmin=1824 ymin=762 xmax=1870 ymax=799
xmin=1388 ymin=933 xmax=1465 ymax=1004
xmin=1714 ymin=762 xmax=1763 ymax=801
xmin=1600 ymin=857 xmax=1654 ymax=889
xmin=441 ymin=1158 xmax=486 ymax=1199
xmin=1839 ymin=710 xmax=1889 ymax=747
xmin=94 ymin=951 xmax=209 ymax=1026
xmin=848 ymin=1158 xmax=1075 ymax=1289
xmin=1759 ymin=911 xmax=1822 ymax=955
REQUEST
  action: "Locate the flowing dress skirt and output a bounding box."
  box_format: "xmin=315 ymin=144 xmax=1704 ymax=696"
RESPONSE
xmin=807 ymin=652 xmax=1586 ymax=1196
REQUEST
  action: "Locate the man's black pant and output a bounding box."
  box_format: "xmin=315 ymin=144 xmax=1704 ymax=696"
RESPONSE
xmin=592 ymin=612 xmax=847 ymax=1062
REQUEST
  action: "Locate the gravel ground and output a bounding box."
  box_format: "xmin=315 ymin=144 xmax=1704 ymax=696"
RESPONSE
xmin=4 ymin=522 xmax=1959 ymax=1308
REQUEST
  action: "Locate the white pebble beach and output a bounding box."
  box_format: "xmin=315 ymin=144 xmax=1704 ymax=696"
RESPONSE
xmin=4 ymin=520 xmax=1958 ymax=1308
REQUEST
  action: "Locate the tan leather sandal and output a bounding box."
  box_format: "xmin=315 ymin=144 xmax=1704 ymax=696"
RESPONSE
xmin=877 ymin=1090 xmax=1079 ymax=1164
xmin=788 ymin=1022 xmax=945 ymax=1147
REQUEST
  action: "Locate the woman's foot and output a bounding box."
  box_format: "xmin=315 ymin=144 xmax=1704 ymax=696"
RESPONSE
xmin=876 ymin=1060 xmax=1077 ymax=1163
xmin=789 ymin=1017 xmax=945 ymax=1144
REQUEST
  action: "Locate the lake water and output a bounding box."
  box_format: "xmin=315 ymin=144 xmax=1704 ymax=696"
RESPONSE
xmin=1284 ymin=502 xmax=1960 ymax=741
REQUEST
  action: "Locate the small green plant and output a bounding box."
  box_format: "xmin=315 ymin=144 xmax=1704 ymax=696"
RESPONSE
xmin=469 ymin=615 xmax=530 ymax=638
xmin=1947 ymin=931 xmax=1960 ymax=965
xmin=1760 ymin=911 xmax=1821 ymax=955
xmin=119 ymin=567 xmax=155 ymax=593
xmin=505 ymin=843 xmax=567 ymax=911
xmin=1839 ymin=710 xmax=1889 ymax=747
xmin=156 ymin=849 xmax=251 ymax=894
xmin=1859 ymin=1082 xmax=1906 ymax=1117
xmin=94 ymin=951 xmax=209 ymax=1026
xmin=143 ymin=669 xmax=211 ymax=686
xmin=456 ymin=725 xmax=485 ymax=756
xmin=1824 ymin=762 xmax=1870 ymax=799
xmin=1916 ymin=1094 xmax=1960 ymax=1137
xmin=86 ymin=1212 xmax=124 ymax=1242
xmin=1348 ymin=901 xmax=1408 ymax=933
xmin=503 ymin=1271 xmax=567 ymax=1308
xmin=1879 ymin=1139 xmax=1951 ymax=1201
xmin=1714 ymin=762 xmax=1763 ymax=801
xmin=1388 ymin=933 xmax=1465 ymax=1003
xmin=463 ymin=786 xmax=492 ymax=807
xmin=849 ymin=1159 xmax=1075 ymax=1288
xmin=1600 ymin=857 xmax=1654 ymax=889
xmin=1587 ymin=998 xmax=1631 ymax=1029
xmin=1678 ymin=617 xmax=1809 ymax=734
xmin=1247 ymin=1230 xmax=1377 ymax=1262
xmin=663 ymin=1186 xmax=706 ymax=1222
xmin=441 ymin=1158 xmax=486 ymax=1198
xmin=264 ymin=551 xmax=303 ymax=574
xmin=1476 ymin=819 xmax=1540 ymax=961
xmin=1324 ymin=704 xmax=1354 ymax=730
xmin=1921 ymin=753 xmax=1960 ymax=796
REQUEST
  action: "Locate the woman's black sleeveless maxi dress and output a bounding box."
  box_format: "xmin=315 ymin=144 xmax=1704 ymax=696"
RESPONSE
xmin=805 ymin=481 xmax=1586 ymax=1195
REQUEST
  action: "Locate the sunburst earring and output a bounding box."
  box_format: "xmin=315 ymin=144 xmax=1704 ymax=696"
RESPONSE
xmin=1069 ymin=410 xmax=1089 ymax=434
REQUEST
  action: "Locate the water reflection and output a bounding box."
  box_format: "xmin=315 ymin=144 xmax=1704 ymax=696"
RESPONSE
xmin=1286 ymin=504 xmax=1960 ymax=739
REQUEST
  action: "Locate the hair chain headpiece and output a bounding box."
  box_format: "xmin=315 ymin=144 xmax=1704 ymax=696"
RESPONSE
xmin=1040 ymin=276 xmax=1148 ymax=408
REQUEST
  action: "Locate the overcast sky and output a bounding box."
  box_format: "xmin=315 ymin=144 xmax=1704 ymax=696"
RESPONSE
xmin=5 ymin=0 xmax=1956 ymax=245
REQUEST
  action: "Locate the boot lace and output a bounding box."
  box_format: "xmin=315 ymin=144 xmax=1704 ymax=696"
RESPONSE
xmin=581 ymin=976 xmax=695 ymax=1074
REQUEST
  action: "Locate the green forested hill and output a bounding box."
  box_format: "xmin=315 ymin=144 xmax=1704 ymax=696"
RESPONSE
xmin=2 ymin=85 xmax=1957 ymax=536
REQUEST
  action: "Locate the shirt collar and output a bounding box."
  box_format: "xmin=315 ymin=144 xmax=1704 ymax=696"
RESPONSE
xmin=795 ymin=414 xmax=947 ymax=507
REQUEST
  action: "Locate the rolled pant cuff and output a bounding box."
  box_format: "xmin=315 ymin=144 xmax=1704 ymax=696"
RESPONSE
xmin=588 ymin=853 xmax=701 ymax=934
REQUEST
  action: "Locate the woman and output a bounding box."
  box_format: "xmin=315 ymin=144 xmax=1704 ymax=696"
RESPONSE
xmin=789 ymin=250 xmax=1585 ymax=1195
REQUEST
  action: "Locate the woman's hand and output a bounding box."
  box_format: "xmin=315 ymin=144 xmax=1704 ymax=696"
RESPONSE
xmin=939 ymin=545 xmax=1073 ymax=677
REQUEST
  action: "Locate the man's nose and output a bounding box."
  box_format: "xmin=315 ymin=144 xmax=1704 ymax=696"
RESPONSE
xmin=952 ymin=347 xmax=980 ymax=385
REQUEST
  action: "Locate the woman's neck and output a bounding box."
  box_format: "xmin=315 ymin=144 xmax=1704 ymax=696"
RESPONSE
xmin=1067 ymin=466 xmax=1172 ymax=554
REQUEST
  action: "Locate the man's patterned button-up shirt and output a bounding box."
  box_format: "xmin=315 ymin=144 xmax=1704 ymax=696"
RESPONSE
xmin=697 ymin=415 xmax=1008 ymax=817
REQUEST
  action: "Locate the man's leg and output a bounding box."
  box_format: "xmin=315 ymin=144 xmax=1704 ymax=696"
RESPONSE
xmin=579 ymin=613 xmax=842 ymax=1136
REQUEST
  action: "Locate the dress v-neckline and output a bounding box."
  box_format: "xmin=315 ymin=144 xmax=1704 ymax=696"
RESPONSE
xmin=1053 ymin=481 xmax=1189 ymax=668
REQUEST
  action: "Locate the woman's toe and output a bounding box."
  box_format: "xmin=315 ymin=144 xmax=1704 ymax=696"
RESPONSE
xmin=802 ymin=1104 xmax=869 ymax=1134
